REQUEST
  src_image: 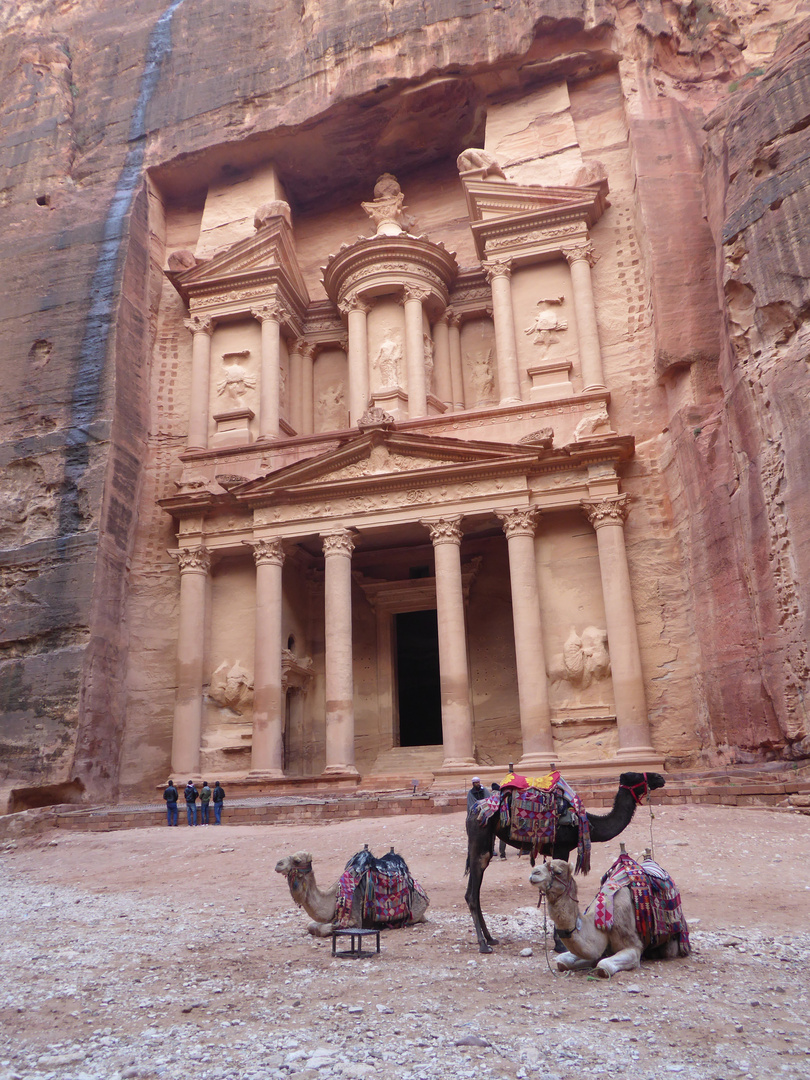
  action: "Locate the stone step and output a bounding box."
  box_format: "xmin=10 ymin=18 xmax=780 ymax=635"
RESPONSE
xmin=370 ymin=745 xmax=445 ymax=776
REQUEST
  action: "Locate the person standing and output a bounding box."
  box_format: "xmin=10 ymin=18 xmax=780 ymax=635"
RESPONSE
xmin=199 ymin=780 xmax=212 ymax=825
xmin=212 ymin=781 xmax=225 ymax=825
xmin=467 ymin=775 xmax=490 ymax=813
xmin=163 ymin=780 xmax=179 ymax=827
xmin=184 ymin=780 xmax=199 ymax=826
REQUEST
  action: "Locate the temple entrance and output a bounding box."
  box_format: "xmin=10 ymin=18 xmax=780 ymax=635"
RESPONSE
xmin=395 ymin=609 xmax=442 ymax=746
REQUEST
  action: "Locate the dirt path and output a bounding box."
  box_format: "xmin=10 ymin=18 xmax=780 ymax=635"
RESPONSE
xmin=1 ymin=802 xmax=809 ymax=1080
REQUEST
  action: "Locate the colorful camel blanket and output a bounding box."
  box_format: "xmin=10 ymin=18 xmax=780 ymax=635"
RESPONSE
xmin=589 ymin=853 xmax=690 ymax=956
xmin=473 ymin=772 xmax=591 ymax=874
xmin=334 ymin=850 xmax=429 ymax=929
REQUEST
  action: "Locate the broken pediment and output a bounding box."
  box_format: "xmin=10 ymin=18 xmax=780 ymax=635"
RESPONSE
xmin=228 ymin=430 xmax=544 ymax=506
xmin=461 ymin=176 xmax=609 ymax=263
xmin=165 ymin=213 xmax=310 ymax=318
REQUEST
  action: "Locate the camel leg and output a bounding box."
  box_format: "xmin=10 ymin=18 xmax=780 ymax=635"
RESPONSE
xmin=595 ymin=946 xmax=642 ymax=978
xmin=306 ymin=921 xmax=336 ymax=937
xmin=465 ymin=846 xmax=499 ymax=953
xmin=555 ymin=951 xmax=597 ymax=972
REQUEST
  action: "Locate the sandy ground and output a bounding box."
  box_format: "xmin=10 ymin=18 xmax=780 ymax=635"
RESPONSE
xmin=1 ymin=801 xmax=809 ymax=1080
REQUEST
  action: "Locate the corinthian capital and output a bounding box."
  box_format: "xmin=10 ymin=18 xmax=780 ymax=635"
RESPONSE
xmin=562 ymin=242 xmax=598 ymax=268
xmin=321 ymin=529 xmax=356 ymax=558
xmin=403 ymin=284 xmax=431 ymax=305
xmin=169 ymin=546 xmax=211 ymax=573
xmin=496 ymin=507 xmax=541 ymax=539
xmin=483 ymin=259 xmax=512 ymax=283
xmin=581 ymin=494 xmax=631 ymax=529
xmin=338 ymin=293 xmax=372 ymax=317
xmin=249 ymin=538 xmax=285 ymax=567
xmin=252 ymin=301 xmax=289 ymax=324
xmin=183 ymin=314 xmax=213 ymax=336
xmin=422 ymin=516 xmax=463 ymax=546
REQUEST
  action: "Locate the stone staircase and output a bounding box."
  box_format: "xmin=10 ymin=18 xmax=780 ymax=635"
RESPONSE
xmin=369 ymin=745 xmax=445 ymax=783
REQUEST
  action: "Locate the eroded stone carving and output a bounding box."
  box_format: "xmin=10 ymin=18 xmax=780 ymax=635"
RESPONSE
xmin=469 ymin=349 xmax=495 ymax=405
xmin=362 ymin=173 xmax=411 ymax=236
xmin=524 ymin=296 xmax=568 ymax=354
xmin=216 ymin=351 xmax=255 ymax=405
xmin=423 ymin=333 xmax=434 ymax=394
xmin=375 ymin=332 xmax=403 ymax=388
xmin=316 ymin=383 xmax=347 ymax=429
xmin=548 ymin=626 xmax=611 ymax=689
xmin=357 ymin=406 xmax=395 ymax=431
xmin=456 ymin=149 xmax=506 ymax=179
xmin=573 ymin=404 xmax=611 ymax=441
xmin=519 ymin=428 xmax=554 ymax=449
xmin=168 ymin=249 xmax=198 ymax=271
xmin=208 ymin=659 xmax=254 ymax=715
xmin=254 ymin=200 xmax=292 ymax=230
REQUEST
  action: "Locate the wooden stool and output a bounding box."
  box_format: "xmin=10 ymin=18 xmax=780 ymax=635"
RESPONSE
xmin=331 ymin=928 xmax=381 ymax=958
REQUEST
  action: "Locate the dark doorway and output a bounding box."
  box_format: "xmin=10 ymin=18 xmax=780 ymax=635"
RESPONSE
xmin=395 ymin=609 xmax=443 ymax=746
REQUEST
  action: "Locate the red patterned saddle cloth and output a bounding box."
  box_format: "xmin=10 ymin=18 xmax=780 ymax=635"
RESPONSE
xmin=590 ymin=852 xmax=690 ymax=955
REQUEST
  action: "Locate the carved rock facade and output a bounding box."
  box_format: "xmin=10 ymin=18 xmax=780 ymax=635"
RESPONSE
xmin=1 ymin=1 xmax=808 ymax=805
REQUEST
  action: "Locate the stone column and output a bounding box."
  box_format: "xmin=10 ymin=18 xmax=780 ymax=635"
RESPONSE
xmin=288 ymin=339 xmax=304 ymax=435
xmin=582 ymin=495 xmax=654 ymax=753
xmin=339 ymin=293 xmax=371 ymax=425
xmin=496 ymin=508 xmax=555 ymax=767
xmin=322 ymin=529 xmax=359 ymax=775
xmin=184 ymin=315 xmax=213 ymax=451
xmin=249 ymin=538 xmax=285 ymax=778
xmin=403 ymin=285 xmax=430 ymax=418
xmin=432 ymin=312 xmax=453 ymax=411
xmin=168 ymin=546 xmax=210 ymax=776
xmin=447 ymin=308 xmax=465 ymax=411
xmin=563 ymin=242 xmax=606 ymax=392
xmin=483 ymin=260 xmax=522 ymax=405
xmin=252 ymin=301 xmax=287 ymax=440
xmin=422 ymin=517 xmax=476 ymax=768
xmin=300 ymin=342 xmax=315 ymax=435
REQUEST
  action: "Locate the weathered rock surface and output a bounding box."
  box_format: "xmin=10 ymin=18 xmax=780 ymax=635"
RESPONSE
xmin=1 ymin=0 xmax=809 ymax=804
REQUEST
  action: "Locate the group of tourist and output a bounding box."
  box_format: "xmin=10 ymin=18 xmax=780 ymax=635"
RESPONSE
xmin=162 ymin=780 xmax=225 ymax=826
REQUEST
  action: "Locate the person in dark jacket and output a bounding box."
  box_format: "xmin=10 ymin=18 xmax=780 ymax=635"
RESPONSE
xmin=163 ymin=780 xmax=179 ymax=827
xmin=199 ymin=781 xmax=212 ymax=825
xmin=467 ymin=776 xmax=490 ymax=813
xmin=212 ymin=781 xmax=225 ymax=825
xmin=184 ymin=780 xmax=199 ymax=826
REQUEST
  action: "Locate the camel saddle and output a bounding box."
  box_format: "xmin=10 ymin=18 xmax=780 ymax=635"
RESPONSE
xmin=590 ymin=852 xmax=691 ymax=956
xmin=334 ymin=849 xmax=429 ymax=929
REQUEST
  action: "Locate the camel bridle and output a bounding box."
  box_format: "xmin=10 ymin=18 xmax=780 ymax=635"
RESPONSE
xmin=620 ymin=773 xmax=650 ymax=805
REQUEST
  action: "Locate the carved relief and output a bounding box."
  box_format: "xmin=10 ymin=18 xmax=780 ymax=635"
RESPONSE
xmin=574 ymin=404 xmax=612 ymax=441
xmin=281 ymin=649 xmax=314 ymax=692
xmin=316 ymin=383 xmax=347 ymax=429
xmin=254 ymin=200 xmax=292 ymax=230
xmin=548 ymin=626 xmax=611 ymax=689
xmin=168 ymin=249 xmax=198 ymax=272
xmin=497 ymin=507 xmax=541 ymax=538
xmin=216 ymin=351 xmax=255 ymax=405
xmin=423 ymin=333 xmax=434 ymax=394
xmin=422 ymin=516 xmax=463 ymax=545
xmin=374 ymin=332 xmax=403 ymax=388
xmin=483 ymin=259 xmax=512 ymax=283
xmin=250 ymin=537 xmax=285 ymax=566
xmin=322 ymin=529 xmax=356 ymax=558
xmin=169 ymin=546 xmax=211 ymax=573
xmin=184 ymin=314 xmax=213 ymax=336
xmin=361 ymin=173 xmax=411 ymax=235
xmin=582 ymin=495 xmax=631 ymax=528
xmin=562 ymin=242 xmax=599 ymax=268
xmin=469 ymin=349 xmax=495 ymax=405
xmin=208 ymin=659 xmax=254 ymax=715
xmin=252 ymin=301 xmax=289 ymax=324
xmin=524 ymin=296 xmax=568 ymax=355
xmin=357 ymin=406 xmax=395 ymax=431
xmin=518 ymin=428 xmax=554 ymax=449
xmin=456 ymin=148 xmax=506 ymax=179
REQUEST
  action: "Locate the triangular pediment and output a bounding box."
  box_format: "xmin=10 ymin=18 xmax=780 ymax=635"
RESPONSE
xmin=166 ymin=215 xmax=309 ymax=309
xmin=231 ymin=430 xmax=542 ymax=505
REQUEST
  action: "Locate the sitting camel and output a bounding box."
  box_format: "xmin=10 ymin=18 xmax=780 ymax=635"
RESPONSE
xmin=466 ymin=771 xmax=665 ymax=953
xmin=530 ymin=856 xmax=690 ymax=978
xmin=275 ymin=849 xmax=429 ymax=937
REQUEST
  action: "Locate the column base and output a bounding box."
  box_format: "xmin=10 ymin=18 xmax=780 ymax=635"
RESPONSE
xmin=515 ymin=751 xmax=558 ymax=775
xmin=321 ymin=764 xmax=360 ymax=778
xmin=499 ymin=395 xmax=522 ymax=407
xmin=582 ymin=382 xmax=608 ymax=393
xmin=614 ymin=746 xmax=665 ymax=770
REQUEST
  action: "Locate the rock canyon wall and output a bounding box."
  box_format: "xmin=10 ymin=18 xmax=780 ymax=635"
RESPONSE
xmin=1 ymin=0 xmax=808 ymax=807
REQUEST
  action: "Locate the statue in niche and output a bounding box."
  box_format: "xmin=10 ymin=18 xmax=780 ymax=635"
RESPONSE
xmin=524 ymin=296 xmax=568 ymax=355
xmin=548 ymin=626 xmax=611 ymax=689
xmin=423 ymin=333 xmax=435 ymax=395
xmin=316 ymin=383 xmax=347 ymax=429
xmin=361 ymin=173 xmax=413 ymax=235
xmin=279 ymin=366 xmax=288 ymax=416
xmin=208 ymin=660 xmax=254 ymax=715
xmin=375 ymin=332 xmax=403 ymax=388
xmin=469 ymin=349 xmax=495 ymax=404
xmin=456 ymin=148 xmax=506 ymax=179
xmin=574 ymin=404 xmax=612 ymax=441
xmin=216 ymin=353 xmax=256 ymax=406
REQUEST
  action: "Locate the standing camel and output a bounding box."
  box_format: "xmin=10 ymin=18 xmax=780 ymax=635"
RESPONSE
xmin=530 ymin=857 xmax=689 ymax=977
xmin=465 ymin=771 xmax=665 ymax=953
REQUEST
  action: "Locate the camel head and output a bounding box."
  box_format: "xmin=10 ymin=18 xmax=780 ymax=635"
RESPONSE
xmin=530 ymin=859 xmax=577 ymax=902
xmin=274 ymin=851 xmax=313 ymax=878
xmin=619 ymin=772 xmax=665 ymax=803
